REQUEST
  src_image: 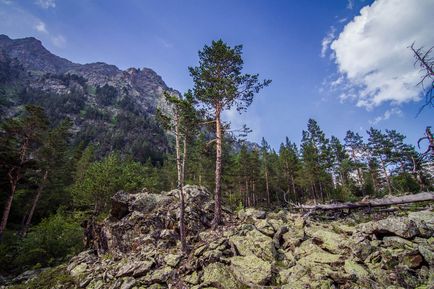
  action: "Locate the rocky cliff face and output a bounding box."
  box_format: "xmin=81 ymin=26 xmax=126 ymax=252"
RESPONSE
xmin=0 ymin=34 xmax=176 ymax=161
xmin=13 ymin=185 xmax=430 ymax=289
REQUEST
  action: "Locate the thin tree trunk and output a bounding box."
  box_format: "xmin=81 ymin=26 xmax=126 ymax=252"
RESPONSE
xmin=175 ymin=113 xmax=187 ymax=253
xmin=0 ymin=184 xmax=16 ymax=239
xmin=265 ymin=168 xmax=270 ymax=207
xmin=0 ymin=168 xmax=20 ymax=239
xmin=351 ymin=150 xmax=364 ymax=186
xmin=380 ymin=159 xmax=392 ymax=195
xmin=23 ymin=170 xmax=49 ymax=235
xmin=212 ymin=108 xmax=223 ymax=228
xmin=0 ymin=139 xmax=28 ymax=239
xmin=291 ymin=175 xmax=296 ymax=201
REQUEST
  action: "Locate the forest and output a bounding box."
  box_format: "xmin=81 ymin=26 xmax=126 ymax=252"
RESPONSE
xmin=0 ymin=38 xmax=433 ymax=287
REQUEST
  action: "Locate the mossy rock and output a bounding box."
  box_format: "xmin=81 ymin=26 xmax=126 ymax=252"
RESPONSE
xmin=202 ymin=262 xmax=241 ymax=289
xmin=230 ymin=255 xmax=272 ymax=285
xmin=229 ymin=228 xmax=276 ymax=261
xmin=344 ymin=260 xmax=369 ymax=279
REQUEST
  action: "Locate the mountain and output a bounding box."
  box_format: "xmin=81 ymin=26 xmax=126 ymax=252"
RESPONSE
xmin=0 ymin=34 xmax=176 ymax=163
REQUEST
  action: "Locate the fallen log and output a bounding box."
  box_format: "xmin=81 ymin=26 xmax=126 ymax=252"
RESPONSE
xmin=298 ymin=192 xmax=434 ymax=211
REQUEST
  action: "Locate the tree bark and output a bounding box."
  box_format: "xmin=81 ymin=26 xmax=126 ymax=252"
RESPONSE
xmin=265 ymin=168 xmax=270 ymax=206
xmin=0 ymin=139 xmax=29 ymax=239
xmin=175 ymin=112 xmax=187 ymax=252
xmin=0 ymin=168 xmax=20 ymax=239
xmin=298 ymin=192 xmax=434 ymax=211
xmin=351 ymin=150 xmax=364 ymax=186
xmin=22 ymin=170 xmax=49 ymax=235
xmin=380 ymin=158 xmax=392 ymax=195
xmin=212 ymin=107 xmax=223 ymax=228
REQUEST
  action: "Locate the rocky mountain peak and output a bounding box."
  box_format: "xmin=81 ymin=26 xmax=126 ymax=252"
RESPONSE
xmin=0 ymin=34 xmax=75 ymax=74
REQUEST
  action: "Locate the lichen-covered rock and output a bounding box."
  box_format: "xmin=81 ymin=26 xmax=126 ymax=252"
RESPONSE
xmin=344 ymin=260 xmax=369 ymax=279
xmin=230 ymin=255 xmax=271 ymax=285
xmin=358 ymin=216 xmax=419 ymax=239
xmin=202 ymin=262 xmax=240 ymax=289
xmin=164 ymin=254 xmax=182 ymax=267
xmin=37 ymin=186 xmax=430 ymax=289
xmin=305 ymin=224 xmax=346 ymax=253
xmin=229 ymin=228 xmax=276 ymax=261
xmin=408 ymin=210 xmax=434 ymax=238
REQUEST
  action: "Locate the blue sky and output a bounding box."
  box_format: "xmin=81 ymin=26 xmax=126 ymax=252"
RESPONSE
xmin=1 ymin=0 xmax=433 ymax=150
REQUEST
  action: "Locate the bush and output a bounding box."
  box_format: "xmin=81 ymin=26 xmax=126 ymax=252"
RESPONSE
xmin=14 ymin=210 xmax=83 ymax=268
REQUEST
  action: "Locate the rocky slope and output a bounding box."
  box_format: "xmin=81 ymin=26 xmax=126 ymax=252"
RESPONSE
xmin=8 ymin=186 xmax=433 ymax=289
xmin=0 ymin=34 xmax=176 ymax=162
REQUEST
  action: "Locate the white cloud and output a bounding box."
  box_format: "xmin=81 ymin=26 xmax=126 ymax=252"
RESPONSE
xmin=370 ymin=107 xmax=402 ymax=125
xmin=51 ymin=34 xmax=66 ymax=47
xmin=330 ymin=0 xmax=434 ymax=109
xmin=320 ymin=26 xmax=335 ymax=58
xmin=0 ymin=3 xmax=66 ymax=48
xmin=222 ymin=107 xmax=262 ymax=143
xmin=347 ymin=0 xmax=354 ymax=10
xmin=35 ymin=0 xmax=55 ymax=9
xmin=34 ymin=21 xmax=47 ymax=33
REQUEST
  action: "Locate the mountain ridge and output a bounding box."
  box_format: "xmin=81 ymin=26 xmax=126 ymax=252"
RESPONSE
xmin=0 ymin=34 xmax=177 ymax=162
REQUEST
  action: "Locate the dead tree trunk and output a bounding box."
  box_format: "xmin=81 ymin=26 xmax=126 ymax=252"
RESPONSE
xmin=298 ymin=192 xmax=434 ymax=211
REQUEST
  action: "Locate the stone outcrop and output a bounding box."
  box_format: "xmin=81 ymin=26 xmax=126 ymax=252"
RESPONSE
xmin=17 ymin=186 xmax=433 ymax=288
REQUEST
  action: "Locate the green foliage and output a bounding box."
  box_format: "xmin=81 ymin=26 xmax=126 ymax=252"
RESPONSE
xmin=14 ymin=210 xmax=83 ymax=268
xmin=71 ymin=152 xmax=163 ymax=214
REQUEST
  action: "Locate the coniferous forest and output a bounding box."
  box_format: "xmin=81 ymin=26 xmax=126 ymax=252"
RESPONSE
xmin=0 ymin=1 xmax=433 ymax=288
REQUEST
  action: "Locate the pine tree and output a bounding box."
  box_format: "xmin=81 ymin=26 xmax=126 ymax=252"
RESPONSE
xmin=344 ymin=131 xmax=366 ymax=187
xmin=0 ymin=105 xmax=49 ymax=238
xmin=189 ymin=39 xmax=270 ymax=227
xmin=22 ymin=118 xmax=73 ymax=234
xmin=367 ymin=128 xmax=394 ymax=195
xmin=157 ymin=90 xmax=198 ymax=253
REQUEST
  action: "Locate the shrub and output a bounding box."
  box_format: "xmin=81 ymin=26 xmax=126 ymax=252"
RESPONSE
xmin=14 ymin=210 xmax=83 ymax=268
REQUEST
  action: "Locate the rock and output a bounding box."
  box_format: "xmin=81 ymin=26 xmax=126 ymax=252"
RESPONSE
xmin=230 ymin=255 xmax=271 ymax=285
xmin=357 ymin=216 xmax=419 ymax=239
xmin=184 ymin=271 xmax=200 ymax=285
xmin=296 ymin=240 xmax=342 ymax=265
xmin=229 ymin=228 xmax=276 ymax=261
xmin=344 ymin=260 xmax=369 ymax=279
xmin=164 ymin=254 xmax=182 ymax=267
xmin=382 ymin=236 xmax=415 ymax=249
xmin=120 ymin=277 xmax=136 ymax=289
xmin=111 ymin=191 xmax=131 ymax=220
xmin=130 ymin=193 xmax=171 ymax=213
xmin=116 ymin=260 xmax=154 ymax=278
xmin=11 ymin=268 xmax=48 ymax=284
xmin=143 ymin=266 xmax=172 ymax=284
xmin=70 ymin=263 xmax=88 ymax=277
xmin=255 ymin=219 xmax=275 ymax=236
xmin=402 ymin=252 xmax=424 ymax=269
xmin=305 ymin=224 xmax=346 ymax=254
xmin=237 ymin=208 xmax=266 ymax=222
xmin=408 ymin=210 xmax=434 ymax=238
xmin=202 ymin=262 xmax=240 ymax=289
xmin=418 ymin=244 xmax=434 ymax=265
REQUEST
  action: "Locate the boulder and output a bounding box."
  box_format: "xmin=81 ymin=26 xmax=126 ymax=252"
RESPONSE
xmin=357 ymin=216 xmax=419 ymax=239
xmin=305 ymin=224 xmax=346 ymax=254
xmin=230 ymin=255 xmax=272 ymax=285
xmin=229 ymin=228 xmax=276 ymax=261
xmin=111 ymin=191 xmax=130 ymax=220
xmin=202 ymin=262 xmax=240 ymax=289
xmin=344 ymin=260 xmax=369 ymax=279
